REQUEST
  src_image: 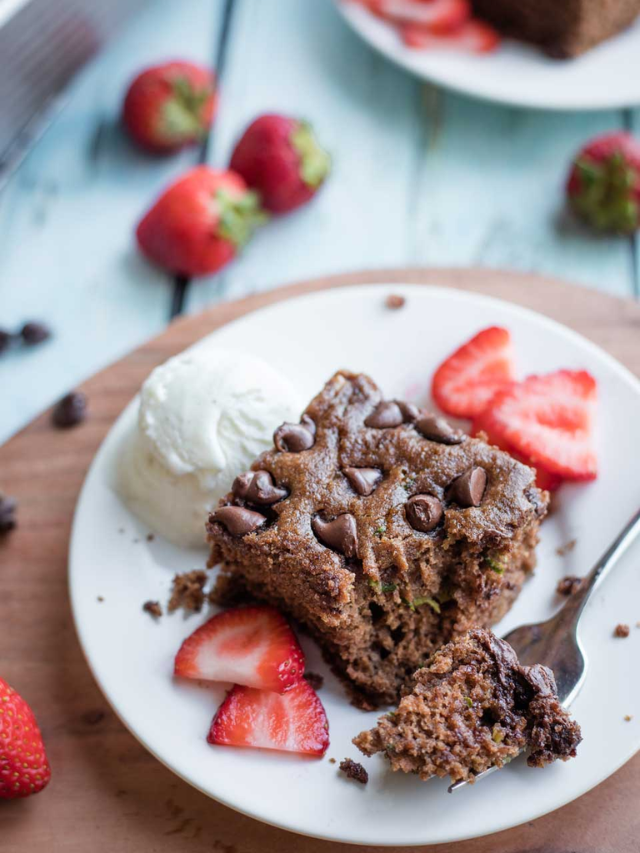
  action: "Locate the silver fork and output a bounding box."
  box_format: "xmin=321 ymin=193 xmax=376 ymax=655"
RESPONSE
xmin=450 ymin=506 xmax=640 ymax=792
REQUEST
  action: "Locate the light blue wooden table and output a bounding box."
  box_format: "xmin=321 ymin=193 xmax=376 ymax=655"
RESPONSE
xmin=1 ymin=0 xmax=639 ymax=445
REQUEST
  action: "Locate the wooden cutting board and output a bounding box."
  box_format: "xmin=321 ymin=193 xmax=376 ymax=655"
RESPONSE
xmin=2 ymin=268 xmax=640 ymax=853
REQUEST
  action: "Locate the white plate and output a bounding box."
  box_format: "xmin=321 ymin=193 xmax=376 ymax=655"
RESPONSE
xmin=336 ymin=1 xmax=640 ymax=110
xmin=70 ymin=284 xmax=640 ymax=846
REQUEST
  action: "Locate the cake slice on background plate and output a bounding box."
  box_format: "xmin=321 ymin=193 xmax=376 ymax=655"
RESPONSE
xmin=207 ymin=371 xmax=548 ymax=709
xmin=354 ymin=628 xmax=582 ymax=785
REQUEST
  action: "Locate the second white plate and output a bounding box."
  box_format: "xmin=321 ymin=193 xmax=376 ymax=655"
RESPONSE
xmin=337 ymin=1 xmax=640 ymax=110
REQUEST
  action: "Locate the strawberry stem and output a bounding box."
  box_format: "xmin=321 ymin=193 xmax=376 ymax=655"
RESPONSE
xmin=216 ymin=189 xmax=268 ymax=249
xmin=291 ymin=121 xmax=331 ymax=189
xmin=572 ymin=152 xmax=640 ymax=233
xmin=162 ymin=77 xmax=210 ymax=142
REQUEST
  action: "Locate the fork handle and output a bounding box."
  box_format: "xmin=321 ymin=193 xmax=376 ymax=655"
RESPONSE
xmin=554 ymin=507 xmax=640 ymax=632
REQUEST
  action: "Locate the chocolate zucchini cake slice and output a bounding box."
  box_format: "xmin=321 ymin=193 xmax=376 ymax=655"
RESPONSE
xmin=354 ymin=628 xmax=581 ymax=784
xmin=471 ymin=0 xmax=640 ymax=58
xmin=207 ymin=371 xmax=548 ymax=709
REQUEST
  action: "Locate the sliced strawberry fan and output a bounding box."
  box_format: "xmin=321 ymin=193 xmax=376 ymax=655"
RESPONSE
xmin=174 ymin=605 xmax=305 ymax=693
xmin=209 ymin=681 xmax=330 ymax=757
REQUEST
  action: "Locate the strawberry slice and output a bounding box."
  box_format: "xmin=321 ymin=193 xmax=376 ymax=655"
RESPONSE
xmin=481 ymin=370 xmax=598 ymax=481
xmin=209 ymin=681 xmax=329 ymax=757
xmin=174 ymin=605 xmax=305 ymax=694
xmin=368 ymin=0 xmax=470 ymax=33
xmin=432 ymin=327 xmax=516 ymax=419
xmin=472 ymin=409 xmax=563 ymax=492
xmin=401 ymin=18 xmax=500 ymax=51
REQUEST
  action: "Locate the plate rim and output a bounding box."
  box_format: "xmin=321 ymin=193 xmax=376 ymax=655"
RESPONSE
xmin=69 ymin=282 xmax=640 ymax=846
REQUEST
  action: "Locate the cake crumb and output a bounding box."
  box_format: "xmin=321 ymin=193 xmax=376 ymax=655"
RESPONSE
xmin=329 ymin=757 xmax=336 ymax=764
xmin=624 ymin=715 xmax=633 ymax=722
xmin=97 ymin=596 xmax=104 ymax=603
xmin=146 ymin=533 xmax=155 ymax=542
xmin=305 ymin=672 xmax=324 ymax=691
xmin=385 ymin=294 xmax=405 ymax=310
xmin=556 ymin=538 xmax=577 ymax=557
xmin=168 ymin=570 xmax=208 ymax=613
xmin=143 ymin=600 xmax=163 ymax=619
xmin=614 ymin=623 xmax=630 ymax=638
xmin=556 ymin=575 xmax=583 ymax=596
xmin=339 ymin=758 xmax=368 ymax=785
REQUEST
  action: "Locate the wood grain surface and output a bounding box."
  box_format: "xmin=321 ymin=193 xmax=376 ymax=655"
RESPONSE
xmin=1 ymin=268 xmax=639 ymax=853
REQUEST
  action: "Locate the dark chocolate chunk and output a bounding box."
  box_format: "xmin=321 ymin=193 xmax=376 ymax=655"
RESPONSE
xmin=244 ymin=470 xmax=288 ymax=505
xmin=339 ymin=758 xmax=368 ymax=784
xmin=20 ymin=321 xmax=51 ymax=345
xmin=405 ymin=494 xmax=443 ymax=532
xmin=274 ymin=419 xmax=315 ymax=452
xmin=0 ymin=494 xmax=17 ymax=534
xmin=312 ymin=513 xmax=358 ymax=558
xmin=448 ymin=467 xmax=487 ymax=508
xmin=52 ymin=391 xmax=87 ymax=428
xmin=213 ymin=506 xmax=266 ymax=537
xmin=395 ymin=400 xmax=419 ymax=422
xmin=365 ymin=401 xmax=403 ymax=429
xmin=0 ymin=329 xmax=13 ymax=354
xmin=343 ymin=467 xmax=382 ymax=497
xmin=385 ymin=294 xmax=405 ymax=310
xmin=416 ymin=413 xmax=465 ymax=445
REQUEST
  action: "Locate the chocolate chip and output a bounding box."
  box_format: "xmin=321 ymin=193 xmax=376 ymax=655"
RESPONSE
xmin=448 ymin=467 xmax=487 ymax=507
xmin=20 ymin=321 xmax=51 ymax=345
xmin=416 ymin=413 xmax=465 ymax=445
xmin=395 ymin=401 xmax=419 ymax=422
xmin=385 ymin=294 xmax=405 ymax=310
xmin=52 ymin=391 xmax=87 ymax=428
xmin=0 ymin=329 xmax=13 ymax=354
xmin=274 ymin=419 xmax=315 ymax=452
xmin=343 ymin=467 xmax=382 ymax=496
xmin=0 ymin=494 xmax=17 ymax=534
xmin=405 ymin=494 xmax=443 ymax=532
xmin=235 ymin=470 xmax=288 ymax=505
xmin=364 ymin=401 xmax=403 ymax=429
xmin=300 ymin=414 xmax=316 ymax=436
xmin=232 ymin=472 xmax=253 ymax=500
xmin=213 ymin=506 xmax=266 ymax=536
xmin=312 ymin=514 xmax=358 ymax=558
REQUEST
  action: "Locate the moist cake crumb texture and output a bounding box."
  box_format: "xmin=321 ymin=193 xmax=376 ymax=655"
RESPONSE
xmin=168 ymin=570 xmax=209 ymax=613
xmin=339 ymin=758 xmax=369 ymax=784
xmin=354 ymin=628 xmax=582 ymax=785
xmin=207 ymin=371 xmax=548 ymax=708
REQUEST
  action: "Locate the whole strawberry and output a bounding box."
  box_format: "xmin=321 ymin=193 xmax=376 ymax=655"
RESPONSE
xmin=123 ymin=61 xmax=217 ymax=154
xmin=567 ymin=132 xmax=640 ymax=233
xmin=0 ymin=677 xmax=51 ymax=799
xmin=136 ymin=166 xmax=267 ymax=276
xmin=230 ymin=115 xmax=330 ymax=214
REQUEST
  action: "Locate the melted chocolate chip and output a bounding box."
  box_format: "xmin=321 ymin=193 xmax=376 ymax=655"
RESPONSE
xmin=274 ymin=419 xmax=315 ymax=452
xmin=231 ymin=472 xmax=253 ymax=500
xmin=213 ymin=506 xmax=266 ymax=536
xmin=395 ymin=401 xmax=419 ymax=422
xmin=343 ymin=467 xmax=382 ymax=496
xmin=364 ymin=401 xmax=403 ymax=429
xmin=312 ymin=514 xmax=358 ymax=558
xmin=416 ymin=413 xmax=465 ymax=445
xmin=448 ymin=467 xmax=487 ymax=507
xmin=405 ymin=494 xmax=443 ymax=532
xmin=243 ymin=470 xmax=288 ymax=505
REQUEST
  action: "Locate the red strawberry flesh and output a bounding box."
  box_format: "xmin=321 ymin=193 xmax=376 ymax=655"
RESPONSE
xmin=481 ymin=370 xmax=597 ymax=481
xmin=0 ymin=677 xmax=51 ymax=799
xmin=208 ymin=681 xmax=329 ymax=756
xmin=174 ymin=605 xmax=305 ymax=694
xmin=432 ymin=326 xmax=516 ymax=419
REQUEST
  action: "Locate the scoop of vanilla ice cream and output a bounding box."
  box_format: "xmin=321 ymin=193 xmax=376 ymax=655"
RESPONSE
xmin=117 ymin=346 xmax=302 ymax=549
